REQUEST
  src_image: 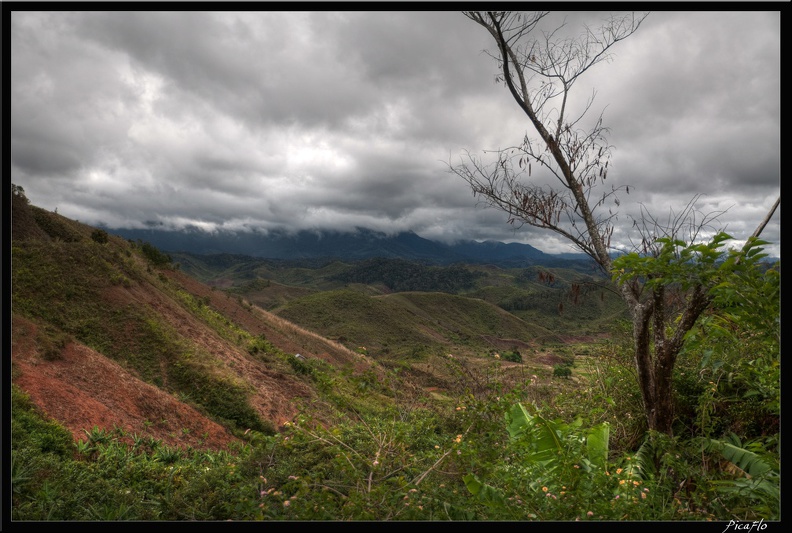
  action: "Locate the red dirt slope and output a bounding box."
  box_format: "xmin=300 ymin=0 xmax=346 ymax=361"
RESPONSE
xmin=12 ymin=316 xmax=241 ymax=450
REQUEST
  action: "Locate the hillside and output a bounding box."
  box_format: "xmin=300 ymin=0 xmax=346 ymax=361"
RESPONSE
xmin=273 ymin=289 xmax=554 ymax=359
xmin=11 ymin=191 xmax=779 ymax=522
xmin=10 ymin=190 xmax=379 ymax=449
xmin=10 ymin=189 xmax=617 ymax=453
xmin=171 ymin=252 xmax=627 ymax=356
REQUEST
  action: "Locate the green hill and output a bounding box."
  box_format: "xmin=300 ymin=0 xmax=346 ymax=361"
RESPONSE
xmin=273 ymin=289 xmax=557 ymax=359
xmin=11 ymin=186 xmax=778 ymax=521
xmin=173 ymin=252 xmax=628 ymax=342
xmin=10 ymin=190 xmax=389 ymax=444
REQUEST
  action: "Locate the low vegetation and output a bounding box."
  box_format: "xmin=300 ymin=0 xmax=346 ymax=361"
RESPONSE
xmin=11 ymin=189 xmax=780 ymax=521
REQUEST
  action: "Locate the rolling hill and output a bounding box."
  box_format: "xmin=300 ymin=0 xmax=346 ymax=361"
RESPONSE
xmin=10 ymin=191 xmax=382 ymax=448
xmin=10 ymin=189 xmax=621 ymax=456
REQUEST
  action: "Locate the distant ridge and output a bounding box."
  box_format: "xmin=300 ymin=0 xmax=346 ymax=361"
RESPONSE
xmin=106 ymin=226 xmax=595 ymax=268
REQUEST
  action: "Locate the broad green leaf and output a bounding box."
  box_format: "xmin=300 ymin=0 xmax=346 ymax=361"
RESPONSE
xmin=586 ymin=422 xmax=610 ymax=469
xmin=506 ymin=403 xmax=533 ymax=440
xmin=701 ymin=438 xmax=774 ymax=478
xmin=463 ymin=474 xmax=506 ymax=506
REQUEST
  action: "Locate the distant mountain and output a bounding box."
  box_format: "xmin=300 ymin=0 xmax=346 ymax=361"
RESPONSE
xmin=105 ymin=226 xmax=596 ymax=268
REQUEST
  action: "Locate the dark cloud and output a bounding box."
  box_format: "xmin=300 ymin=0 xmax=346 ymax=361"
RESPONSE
xmin=10 ymin=10 xmax=780 ymax=256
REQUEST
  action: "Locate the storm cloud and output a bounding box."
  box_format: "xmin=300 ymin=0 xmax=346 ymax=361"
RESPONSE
xmin=9 ymin=10 xmax=780 ymax=256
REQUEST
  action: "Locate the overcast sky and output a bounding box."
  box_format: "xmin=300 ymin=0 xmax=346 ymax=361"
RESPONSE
xmin=10 ymin=10 xmax=780 ymax=256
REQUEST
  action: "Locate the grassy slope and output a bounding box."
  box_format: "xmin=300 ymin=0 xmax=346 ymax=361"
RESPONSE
xmin=175 ymin=252 xmax=627 ymax=352
xmin=273 ymin=289 xmax=557 ymax=358
xmin=10 ymin=198 xmax=392 ymax=444
xmin=11 ymin=192 xmax=621 ymax=446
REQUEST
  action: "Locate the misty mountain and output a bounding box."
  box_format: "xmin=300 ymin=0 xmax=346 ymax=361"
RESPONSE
xmin=105 ymin=226 xmax=595 ymax=268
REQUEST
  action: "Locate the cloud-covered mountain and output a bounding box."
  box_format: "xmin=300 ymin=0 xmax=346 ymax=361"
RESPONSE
xmin=107 ymin=226 xmax=594 ymax=268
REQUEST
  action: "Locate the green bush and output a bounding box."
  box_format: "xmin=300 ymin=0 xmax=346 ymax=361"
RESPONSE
xmin=503 ymin=350 xmax=522 ymax=363
xmin=139 ymin=241 xmax=172 ymax=267
xmin=553 ymin=364 xmax=572 ymax=378
xmin=11 ymin=386 xmax=74 ymax=458
xmin=91 ymin=229 xmax=109 ymax=244
xmin=286 ymin=354 xmax=313 ymax=376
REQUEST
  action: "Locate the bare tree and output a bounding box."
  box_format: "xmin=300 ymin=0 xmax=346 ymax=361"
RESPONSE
xmin=453 ymin=11 xmax=779 ymax=435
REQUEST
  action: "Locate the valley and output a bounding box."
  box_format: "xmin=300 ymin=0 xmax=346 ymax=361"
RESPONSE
xmin=11 ymin=192 xmax=621 ymax=451
xmin=10 ymin=189 xmax=777 ymax=521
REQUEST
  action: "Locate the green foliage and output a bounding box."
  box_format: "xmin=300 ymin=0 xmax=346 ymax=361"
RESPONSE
xmin=91 ymin=229 xmax=109 ymax=244
xmin=110 ymin=272 xmax=132 ymax=287
xmin=697 ymin=435 xmax=780 ymax=518
xmin=139 ymin=240 xmax=172 ymax=267
xmin=232 ymin=277 xmax=271 ymax=292
xmin=332 ymin=257 xmax=483 ymax=293
xmin=11 ymin=239 xmax=125 ymax=354
xmin=612 ymin=232 xmax=735 ymax=289
xmin=462 ymin=402 xmax=659 ymax=520
xmin=11 ymin=386 xmax=75 ymax=458
xmin=458 ymin=399 xmax=778 ymax=520
xmin=276 ymin=289 xmax=550 ymax=359
xmin=168 ymin=356 xmax=273 ymax=435
xmin=10 ymin=199 xmax=779 ymax=521
xmin=171 ymin=288 xmax=250 ymax=345
xmin=247 ymin=334 xmax=276 ymax=356
xmin=553 ymin=364 xmax=572 ymax=378
xmin=502 ymin=349 xmax=522 ymax=363
xmin=286 ymin=354 xmax=313 ymax=376
xmin=665 ymin=242 xmax=779 ymax=439
xmin=31 ymin=206 xmax=84 ymax=242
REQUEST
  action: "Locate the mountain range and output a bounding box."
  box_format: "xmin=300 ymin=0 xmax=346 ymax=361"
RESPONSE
xmin=105 ymin=226 xmax=596 ymax=268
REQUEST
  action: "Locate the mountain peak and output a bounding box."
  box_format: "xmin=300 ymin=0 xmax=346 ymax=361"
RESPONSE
xmin=103 ymin=225 xmax=591 ymax=267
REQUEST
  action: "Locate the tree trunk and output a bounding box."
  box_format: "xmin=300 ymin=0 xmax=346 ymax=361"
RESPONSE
xmin=629 ymin=283 xmax=712 ymax=435
xmin=649 ymin=351 xmax=676 ymax=435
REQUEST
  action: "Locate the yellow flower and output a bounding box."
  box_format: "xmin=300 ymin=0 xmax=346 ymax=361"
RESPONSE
xmin=616 ymin=468 xmax=623 ymax=474
xmin=542 ymin=486 xmax=548 ymax=492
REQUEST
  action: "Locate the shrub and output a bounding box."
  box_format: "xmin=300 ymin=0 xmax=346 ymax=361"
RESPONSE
xmin=90 ymin=229 xmax=109 ymax=244
xmin=553 ymin=364 xmax=572 ymax=378
xmin=11 ymin=386 xmax=74 ymax=458
xmin=287 ymin=354 xmax=313 ymax=376
xmin=139 ymin=241 xmax=171 ymax=267
xmin=503 ymin=350 xmax=522 ymax=363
